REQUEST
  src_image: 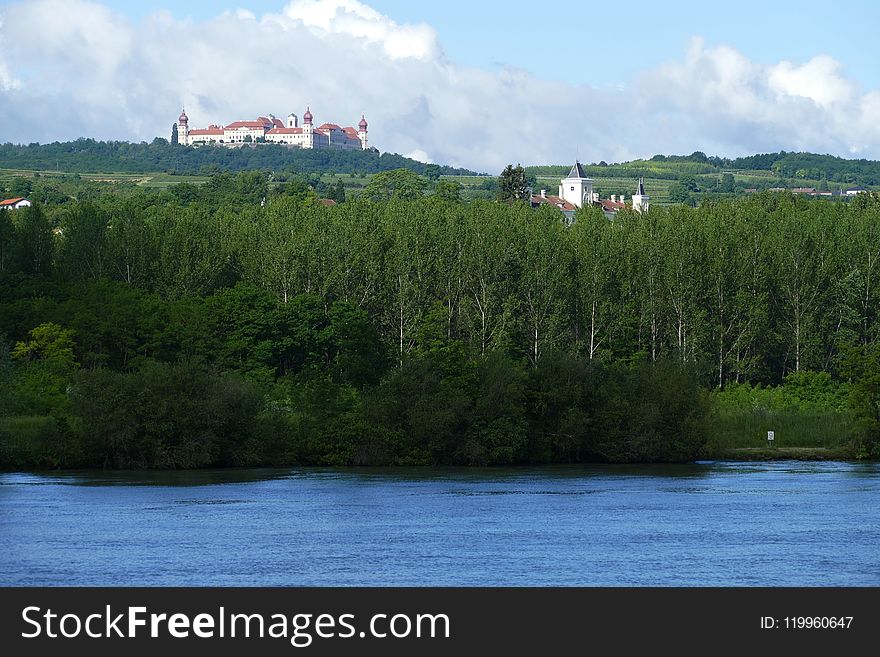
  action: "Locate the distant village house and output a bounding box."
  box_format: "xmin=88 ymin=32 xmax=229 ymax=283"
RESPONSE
xmin=0 ymin=197 xmax=31 ymax=210
xmin=748 ymin=185 xmax=869 ymax=197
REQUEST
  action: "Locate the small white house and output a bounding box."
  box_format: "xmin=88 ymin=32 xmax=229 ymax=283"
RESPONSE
xmin=0 ymin=197 xmax=31 ymax=210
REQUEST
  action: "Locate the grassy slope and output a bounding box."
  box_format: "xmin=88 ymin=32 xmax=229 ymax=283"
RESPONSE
xmin=3 ymin=156 xmax=870 ymax=205
xmin=0 ymin=168 xmax=211 ymax=188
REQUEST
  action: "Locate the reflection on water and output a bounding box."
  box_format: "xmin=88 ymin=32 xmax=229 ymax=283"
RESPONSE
xmin=1 ymin=461 xmax=878 ymax=586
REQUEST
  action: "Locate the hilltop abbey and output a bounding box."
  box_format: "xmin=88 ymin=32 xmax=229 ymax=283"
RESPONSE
xmin=174 ymin=107 xmax=370 ymax=150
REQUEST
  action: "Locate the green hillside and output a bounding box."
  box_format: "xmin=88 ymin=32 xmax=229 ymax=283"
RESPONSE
xmin=3 ymin=144 xmax=880 ymax=208
xmin=0 ymin=138 xmax=478 ymax=177
xmin=524 ymin=151 xmax=878 ymax=206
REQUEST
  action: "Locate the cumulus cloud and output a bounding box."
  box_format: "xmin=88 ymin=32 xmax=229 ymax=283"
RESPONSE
xmin=768 ymin=55 xmax=855 ymax=108
xmin=0 ymin=1 xmax=879 ymax=171
xmin=280 ymin=0 xmax=440 ymax=60
xmin=404 ymin=149 xmax=432 ymax=164
xmin=0 ymin=19 xmax=21 ymax=91
xmin=0 ymin=60 xmax=20 ymax=92
xmin=640 ymin=37 xmax=880 ymax=160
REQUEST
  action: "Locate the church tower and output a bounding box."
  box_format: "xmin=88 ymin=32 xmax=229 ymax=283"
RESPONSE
xmin=632 ymin=177 xmax=649 ymax=213
xmin=303 ymin=106 xmax=314 ymax=148
xmin=287 ymin=113 xmax=298 ymax=128
xmin=176 ymin=108 xmax=189 ymax=146
xmin=358 ymin=115 xmax=368 ymax=150
xmin=559 ymin=161 xmax=593 ymax=209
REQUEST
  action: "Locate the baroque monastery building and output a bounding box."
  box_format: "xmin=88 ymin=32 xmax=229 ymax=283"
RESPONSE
xmin=175 ymin=108 xmax=369 ymax=150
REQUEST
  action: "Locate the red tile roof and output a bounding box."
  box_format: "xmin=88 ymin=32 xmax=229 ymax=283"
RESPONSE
xmin=318 ymin=199 xmax=338 ymax=207
xmin=600 ymin=199 xmax=626 ymax=211
xmin=225 ymin=119 xmax=273 ymax=130
xmin=267 ymin=127 xmax=304 ymax=134
xmin=189 ymin=128 xmax=224 ymax=135
xmin=317 ymin=123 xmax=342 ymax=131
xmin=0 ymin=197 xmax=26 ymax=206
xmin=530 ymin=194 xmax=576 ymax=211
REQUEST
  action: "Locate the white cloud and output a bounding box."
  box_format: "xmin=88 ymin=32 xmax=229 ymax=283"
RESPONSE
xmin=0 ymin=60 xmax=21 ymax=92
xmin=280 ymin=0 xmax=440 ymax=60
xmin=0 ymin=74 xmax=18 ymax=93
xmin=640 ymin=37 xmax=880 ymax=159
xmin=233 ymin=9 xmax=257 ymax=21
xmin=404 ymin=149 xmax=432 ymax=164
xmin=0 ymin=18 xmax=21 ymax=91
xmin=0 ymin=2 xmax=879 ymax=171
xmin=767 ymin=55 xmax=855 ymax=108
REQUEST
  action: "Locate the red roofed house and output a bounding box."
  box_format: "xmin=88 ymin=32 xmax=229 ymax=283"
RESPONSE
xmin=0 ymin=197 xmax=31 ymax=210
xmin=530 ymin=190 xmax=578 ymax=222
xmin=600 ymin=198 xmax=627 ymax=213
xmin=176 ymin=107 xmax=369 ymax=150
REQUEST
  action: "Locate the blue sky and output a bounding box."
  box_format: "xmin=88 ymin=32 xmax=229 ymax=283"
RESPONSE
xmin=2 ymin=0 xmax=880 ymax=170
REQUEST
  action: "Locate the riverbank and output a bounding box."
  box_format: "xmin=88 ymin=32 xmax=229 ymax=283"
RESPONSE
xmin=2 ymin=450 xmax=873 ymax=473
xmin=713 ymin=446 xmax=858 ymax=461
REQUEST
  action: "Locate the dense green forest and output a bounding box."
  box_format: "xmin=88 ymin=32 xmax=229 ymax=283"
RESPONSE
xmin=0 ymin=138 xmax=478 ymax=177
xmin=727 ymin=151 xmax=880 ymax=183
xmin=2 ymin=176 xmax=879 ymax=469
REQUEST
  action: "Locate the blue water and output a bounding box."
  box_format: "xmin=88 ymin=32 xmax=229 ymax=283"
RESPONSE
xmin=1 ymin=461 xmax=878 ymax=586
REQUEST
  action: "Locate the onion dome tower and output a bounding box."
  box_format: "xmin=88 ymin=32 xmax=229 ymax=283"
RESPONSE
xmin=176 ymin=108 xmax=190 ymax=145
xmin=302 ymin=106 xmax=314 ymax=148
xmin=357 ymin=114 xmax=368 ymax=150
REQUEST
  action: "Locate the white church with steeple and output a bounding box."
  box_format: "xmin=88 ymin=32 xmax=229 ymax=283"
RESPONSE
xmin=531 ymin=161 xmax=650 ymax=220
xmin=632 ymin=176 xmax=649 ymax=213
xmin=558 ymin=162 xmax=648 ymax=214
xmin=559 ymin=162 xmax=650 ymax=215
xmin=558 ymin=162 xmax=594 ymax=209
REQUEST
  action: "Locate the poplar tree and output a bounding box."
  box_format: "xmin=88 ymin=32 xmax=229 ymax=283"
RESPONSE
xmin=497 ymin=164 xmax=529 ymax=203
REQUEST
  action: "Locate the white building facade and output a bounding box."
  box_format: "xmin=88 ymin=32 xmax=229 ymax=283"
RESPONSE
xmin=540 ymin=162 xmax=649 ymax=220
xmin=558 ymin=162 xmax=594 ymax=209
xmin=175 ymin=107 xmax=369 ymax=150
xmin=0 ymin=197 xmax=32 ymax=210
xmin=632 ymin=177 xmax=650 ymax=213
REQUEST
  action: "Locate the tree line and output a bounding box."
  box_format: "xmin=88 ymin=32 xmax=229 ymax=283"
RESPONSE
xmin=0 ymin=138 xmax=478 ymax=177
xmin=1 ymin=189 xmax=879 ymax=469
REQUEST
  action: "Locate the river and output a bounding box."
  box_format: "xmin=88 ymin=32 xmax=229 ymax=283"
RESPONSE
xmin=1 ymin=461 xmax=878 ymax=586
